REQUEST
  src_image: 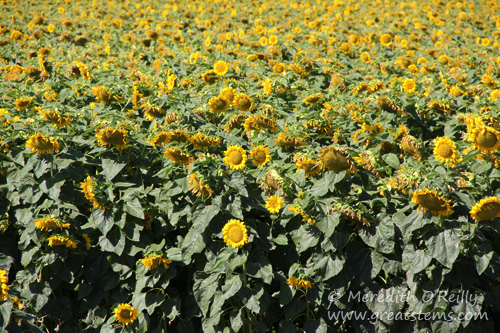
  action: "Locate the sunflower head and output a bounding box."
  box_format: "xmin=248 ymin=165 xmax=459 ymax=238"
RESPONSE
xmin=470 ymin=197 xmax=500 ymax=221
xmin=234 ymin=94 xmax=253 ymax=111
xmin=26 ymin=133 xmax=60 ymax=154
xmin=250 ymin=145 xmax=271 ymax=167
xmin=96 ymin=127 xmax=128 ymax=149
xmin=164 ymin=148 xmax=193 ymax=167
xmin=220 ymin=86 xmax=237 ymax=102
xmin=320 ymin=147 xmax=352 ymax=172
xmin=202 ymin=70 xmax=219 ymax=85
xmin=402 ymin=78 xmax=417 ymax=93
xmin=188 ymin=173 xmax=213 ymax=198
xmin=223 ymin=145 xmax=247 ymax=170
xmin=411 ymin=188 xmax=454 ymax=216
xmin=380 ymin=33 xmax=393 ymax=47
xmin=433 ymin=137 xmax=459 ymax=165
xmin=213 ymin=61 xmax=229 ymax=76
xmin=208 ymin=96 xmax=229 ymax=113
xmin=265 ymin=195 xmax=284 ymax=214
xmin=296 ymin=157 xmax=322 ymax=177
xmin=114 ymin=303 xmax=139 ymax=326
xmin=222 ymin=219 xmax=249 ymax=248
xmin=469 ymin=126 xmax=500 ymax=151
xmin=143 ymin=105 xmax=166 ymax=121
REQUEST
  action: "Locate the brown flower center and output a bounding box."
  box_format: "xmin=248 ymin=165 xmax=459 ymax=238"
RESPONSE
xmin=228 ymin=225 xmax=243 ymax=243
xmin=476 ymin=202 xmax=500 ymax=220
xmin=237 ymin=97 xmax=251 ymax=110
xmin=437 ymin=143 xmax=453 ymax=158
xmin=323 ymin=150 xmax=350 ymax=172
xmin=229 ymin=151 xmax=243 ymax=165
xmin=253 ymin=150 xmax=267 ymax=163
xmin=120 ymin=309 xmax=132 ymax=319
xmin=102 ymin=130 xmax=125 ymax=145
xmin=34 ymin=136 xmax=54 ymax=150
xmin=418 ymin=193 xmax=447 ymax=211
xmin=213 ymin=98 xmax=228 ymax=112
xmin=476 ymin=129 xmax=498 ymax=148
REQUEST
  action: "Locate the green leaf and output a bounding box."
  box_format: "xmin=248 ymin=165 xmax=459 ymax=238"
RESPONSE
xmin=102 ymin=159 xmax=126 ymax=181
xmin=124 ymin=198 xmax=144 ymax=219
xmin=274 ymin=234 xmax=288 ymax=245
xmin=292 ymin=225 xmax=319 ymax=253
xmin=58 ymin=88 xmax=74 ymax=103
xmin=474 ymin=251 xmax=493 ymax=276
xmin=0 ymin=300 xmax=13 ymax=329
xmin=425 ymin=229 xmax=459 ymax=268
xmin=317 ymin=212 xmax=340 ymax=238
xmin=382 ymin=153 xmax=400 ymax=169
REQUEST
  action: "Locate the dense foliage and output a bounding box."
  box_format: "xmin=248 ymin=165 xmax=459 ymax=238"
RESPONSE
xmin=1 ymin=0 xmax=500 ymax=331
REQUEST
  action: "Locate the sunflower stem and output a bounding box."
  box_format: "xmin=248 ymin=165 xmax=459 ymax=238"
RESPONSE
xmin=242 ymin=250 xmax=253 ymax=333
xmin=305 ymin=290 xmax=311 ymax=321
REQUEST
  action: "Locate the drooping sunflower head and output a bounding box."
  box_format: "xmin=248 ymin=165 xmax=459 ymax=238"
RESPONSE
xmin=224 ymin=145 xmax=247 ymax=170
xmin=296 ymin=157 xmax=322 ymax=177
xmin=469 ymin=126 xmax=500 ymax=151
xmin=34 ymin=217 xmax=70 ymax=231
xmin=250 ymin=145 xmax=271 ymax=167
xmin=208 ymin=96 xmax=229 ymax=114
xmin=26 ymin=132 xmax=60 ymax=154
xmin=234 ymin=93 xmax=253 ymax=112
xmin=143 ymin=105 xmax=166 ymax=121
xmin=411 ymin=188 xmax=454 ymax=216
xmin=40 ymin=109 xmax=71 ymax=127
xmin=302 ymin=92 xmax=323 ymax=105
xmin=222 ymin=219 xmax=249 ymax=248
xmin=96 ymin=127 xmax=128 ymax=149
xmin=164 ymin=148 xmax=193 ymax=167
xmin=114 ymin=303 xmax=139 ymax=326
xmin=319 ymin=147 xmax=352 ymax=173
xmin=213 ymin=60 xmax=229 ymax=76
xmin=80 ymin=176 xmax=95 ymax=201
xmin=188 ymin=173 xmax=213 ymax=198
xmin=470 ymin=197 xmax=500 ymax=221
xmin=202 ymin=70 xmax=219 ymax=85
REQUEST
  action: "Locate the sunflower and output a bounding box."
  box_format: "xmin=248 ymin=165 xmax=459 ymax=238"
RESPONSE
xmin=250 ymin=145 xmax=271 ymax=167
xmin=188 ymin=173 xmax=213 ymax=198
xmin=219 ymin=86 xmax=237 ymax=103
xmin=40 ymin=109 xmax=71 ymax=127
xmin=273 ymin=63 xmax=286 ymax=75
xmin=296 ymin=157 xmax=322 ymax=177
xmin=402 ymin=78 xmax=417 ymax=93
xmin=275 ymin=133 xmax=304 ymax=150
xmin=223 ymin=145 xmax=247 ymax=170
xmin=287 ymin=276 xmax=313 ymax=290
xmin=14 ymin=97 xmax=33 ymax=111
xmin=96 ymin=127 xmax=128 ymax=149
xmin=114 ymin=303 xmax=139 ymax=326
xmin=433 ymin=137 xmax=459 ymax=165
xmin=319 ymin=147 xmax=352 ymax=172
xmin=202 ymin=70 xmax=219 ymax=85
xmin=189 ymin=133 xmax=221 ymax=149
xmin=82 ymin=233 xmax=91 ymax=250
xmin=380 ymin=33 xmax=393 ymax=47
xmin=224 ymin=114 xmax=247 ymax=132
xmin=144 ymin=105 xmax=166 ymax=121
xmin=80 ymin=176 xmax=95 ymax=201
xmin=234 ymin=93 xmax=253 ymax=111
xmin=47 ymin=236 xmax=78 ymax=248
xmin=222 ymin=219 xmax=249 ymax=248
xmin=262 ymin=78 xmax=272 ymax=95
xmin=91 ymin=86 xmax=115 ymax=104
xmin=469 ymin=126 xmax=500 ymax=151
xmin=269 ymin=35 xmax=278 ymax=45
xmin=411 ymin=188 xmax=454 ymax=216
xmin=34 ymin=217 xmax=70 ymax=231
xmin=302 ymin=92 xmax=322 ymax=105
xmin=140 ymin=254 xmax=172 ymax=270
xmin=0 ymin=270 xmax=9 ymax=301
xmin=265 ymin=195 xmax=284 ymax=214
xmin=208 ymin=96 xmax=229 ymax=113
xmin=164 ymin=148 xmax=193 ymax=166
xmin=26 ymin=133 xmax=60 ymax=154
xmin=244 ymin=115 xmax=277 ymax=134
xmin=213 ymin=61 xmax=229 ymax=76
xmin=470 ymin=197 xmax=500 ymax=221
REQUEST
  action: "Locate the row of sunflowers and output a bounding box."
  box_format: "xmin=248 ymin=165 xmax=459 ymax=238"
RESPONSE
xmin=1 ymin=0 xmax=500 ymax=331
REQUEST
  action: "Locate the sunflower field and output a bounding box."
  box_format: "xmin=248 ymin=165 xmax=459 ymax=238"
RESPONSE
xmin=1 ymin=0 xmax=500 ymax=331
